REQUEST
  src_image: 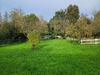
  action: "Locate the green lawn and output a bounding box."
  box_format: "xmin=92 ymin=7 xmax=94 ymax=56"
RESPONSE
xmin=0 ymin=39 xmax=100 ymax=75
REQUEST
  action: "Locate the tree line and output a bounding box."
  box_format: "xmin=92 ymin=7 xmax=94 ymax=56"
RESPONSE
xmin=0 ymin=4 xmax=100 ymax=48
xmin=0 ymin=9 xmax=48 ymax=41
xmin=48 ymin=4 xmax=100 ymax=43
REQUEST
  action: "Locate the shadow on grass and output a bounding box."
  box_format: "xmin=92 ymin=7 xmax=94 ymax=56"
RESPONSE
xmin=34 ymin=42 xmax=49 ymax=50
xmin=0 ymin=41 xmax=27 ymax=48
xmin=69 ymin=40 xmax=79 ymax=45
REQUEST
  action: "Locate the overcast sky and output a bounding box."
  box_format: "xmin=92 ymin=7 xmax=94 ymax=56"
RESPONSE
xmin=0 ymin=0 xmax=100 ymax=22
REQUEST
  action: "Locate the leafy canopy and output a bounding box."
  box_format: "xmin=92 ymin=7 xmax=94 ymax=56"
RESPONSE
xmin=65 ymin=4 xmax=79 ymax=24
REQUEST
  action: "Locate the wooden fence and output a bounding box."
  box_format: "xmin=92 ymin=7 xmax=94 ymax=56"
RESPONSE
xmin=81 ymin=39 xmax=100 ymax=44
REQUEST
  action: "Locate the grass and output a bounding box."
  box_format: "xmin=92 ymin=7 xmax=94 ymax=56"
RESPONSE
xmin=0 ymin=39 xmax=100 ymax=75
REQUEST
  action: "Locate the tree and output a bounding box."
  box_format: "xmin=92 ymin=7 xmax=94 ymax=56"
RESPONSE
xmin=0 ymin=12 xmax=2 ymax=24
xmin=10 ymin=8 xmax=24 ymax=32
xmin=7 ymin=22 xmax=20 ymax=40
xmin=38 ymin=16 xmax=49 ymax=35
xmin=22 ymin=13 xmax=39 ymax=36
xmin=53 ymin=9 xmax=65 ymax=20
xmin=24 ymin=14 xmax=39 ymax=23
xmin=93 ymin=11 xmax=100 ymax=20
xmin=90 ymin=11 xmax=100 ymax=37
xmin=0 ymin=12 xmax=10 ymax=40
xmin=8 ymin=9 xmax=25 ymax=40
xmin=27 ymin=31 xmax=40 ymax=49
xmin=4 ymin=12 xmax=8 ymax=23
xmin=39 ymin=15 xmax=44 ymax=23
xmin=49 ymin=18 xmax=68 ymax=38
xmin=65 ymin=14 xmax=92 ymax=43
xmin=65 ymin=4 xmax=79 ymax=24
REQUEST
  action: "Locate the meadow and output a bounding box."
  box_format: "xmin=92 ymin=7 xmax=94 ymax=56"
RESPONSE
xmin=0 ymin=39 xmax=100 ymax=75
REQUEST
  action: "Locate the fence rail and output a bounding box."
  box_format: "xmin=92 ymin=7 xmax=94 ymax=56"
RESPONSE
xmin=81 ymin=39 xmax=100 ymax=44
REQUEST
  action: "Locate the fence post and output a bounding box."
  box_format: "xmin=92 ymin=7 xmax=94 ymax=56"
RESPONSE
xmin=95 ymin=39 xmax=96 ymax=44
xmin=81 ymin=39 xmax=82 ymax=44
xmin=95 ymin=39 xmax=99 ymax=44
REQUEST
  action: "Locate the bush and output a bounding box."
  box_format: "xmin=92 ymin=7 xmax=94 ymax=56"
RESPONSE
xmin=27 ymin=31 xmax=40 ymax=49
xmin=51 ymin=33 xmax=55 ymax=39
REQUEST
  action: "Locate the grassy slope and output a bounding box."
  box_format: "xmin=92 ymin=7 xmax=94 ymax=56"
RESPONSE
xmin=0 ymin=39 xmax=100 ymax=75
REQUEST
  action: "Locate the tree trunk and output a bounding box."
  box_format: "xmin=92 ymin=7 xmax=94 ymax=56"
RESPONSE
xmin=32 ymin=44 xmax=35 ymax=50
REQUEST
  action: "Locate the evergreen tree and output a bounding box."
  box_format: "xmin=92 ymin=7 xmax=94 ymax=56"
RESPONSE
xmin=53 ymin=9 xmax=65 ymax=20
xmin=65 ymin=4 xmax=79 ymax=24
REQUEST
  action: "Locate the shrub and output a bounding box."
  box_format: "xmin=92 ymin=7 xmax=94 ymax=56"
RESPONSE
xmin=51 ymin=33 xmax=55 ymax=39
xmin=27 ymin=31 xmax=40 ymax=49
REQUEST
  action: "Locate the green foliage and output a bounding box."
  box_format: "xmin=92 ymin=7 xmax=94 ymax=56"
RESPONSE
xmin=2 ymin=22 xmax=20 ymax=40
xmin=10 ymin=8 xmax=24 ymax=32
xmin=90 ymin=11 xmax=100 ymax=37
xmin=51 ymin=33 xmax=55 ymax=39
xmin=65 ymin=24 xmax=81 ymax=43
xmin=65 ymin=14 xmax=92 ymax=43
xmin=0 ymin=39 xmax=100 ymax=75
xmin=0 ymin=9 xmax=47 ymax=43
xmin=0 ymin=30 xmax=6 ymax=40
xmin=24 ymin=14 xmax=39 ymax=23
xmin=53 ymin=10 xmax=65 ymax=20
xmin=4 ymin=12 xmax=8 ymax=23
xmin=22 ymin=13 xmax=40 ymax=36
xmin=94 ymin=11 xmax=100 ymax=20
xmin=0 ymin=12 xmax=2 ymax=24
xmin=27 ymin=31 xmax=40 ymax=49
xmin=49 ymin=19 xmax=68 ymax=37
xmin=65 ymin=4 xmax=79 ymax=24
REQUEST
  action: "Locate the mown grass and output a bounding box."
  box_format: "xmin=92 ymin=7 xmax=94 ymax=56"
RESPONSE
xmin=0 ymin=39 xmax=100 ymax=75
